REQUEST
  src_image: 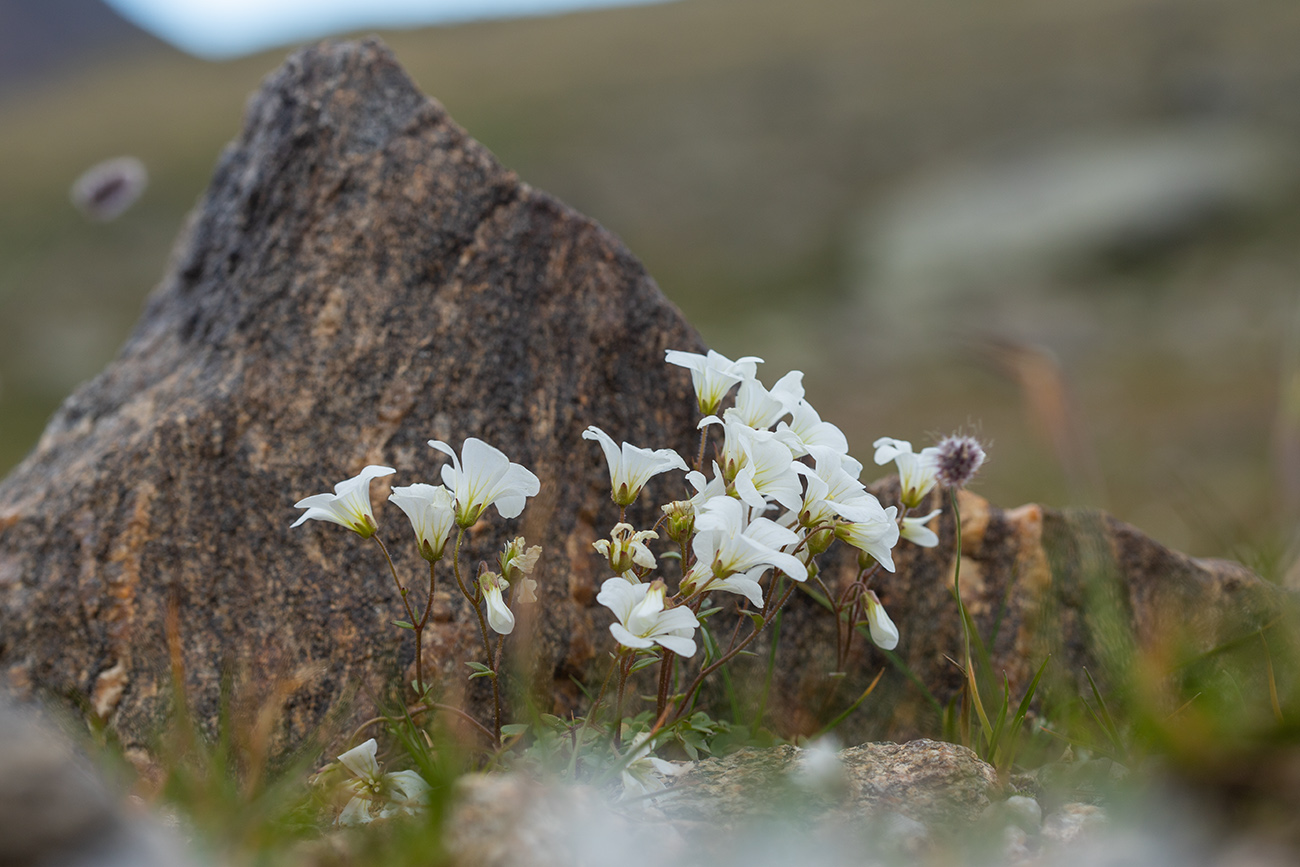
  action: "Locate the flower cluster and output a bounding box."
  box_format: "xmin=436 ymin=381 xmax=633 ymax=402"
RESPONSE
xmin=570 ymin=348 xmax=990 ymax=780
xmin=583 ymin=349 xmax=935 ymax=664
xmin=292 ymin=437 xmax=544 ymax=771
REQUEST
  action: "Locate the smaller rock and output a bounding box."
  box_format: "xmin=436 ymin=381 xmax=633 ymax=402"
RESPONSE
xmin=447 ymin=774 xmax=686 ymax=867
xmin=1042 ymin=802 xmax=1108 ymax=846
xmin=0 ymin=695 xmax=200 ymax=867
xmin=1000 ymin=794 xmax=1044 ymax=832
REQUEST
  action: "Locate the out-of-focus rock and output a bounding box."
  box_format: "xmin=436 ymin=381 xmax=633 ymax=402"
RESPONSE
xmin=861 ymin=125 xmax=1298 ymax=315
xmin=447 ymin=774 xmax=686 ymax=867
xmin=0 ymin=38 xmax=703 ymax=750
xmin=0 ymin=696 xmax=198 ymax=867
xmin=660 ymin=739 xmax=997 ymax=829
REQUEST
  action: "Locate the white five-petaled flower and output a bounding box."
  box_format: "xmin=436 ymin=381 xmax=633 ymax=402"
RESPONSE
xmin=388 ymin=483 xmax=457 ymax=561
xmin=620 ymin=731 xmax=692 ymax=801
xmin=864 ymin=590 xmax=899 ymax=651
xmin=685 ymin=497 xmax=809 ymax=601
xmin=873 ymin=437 xmax=941 ymax=509
xmin=480 ymin=572 xmax=515 ymax=635
xmin=292 ymin=465 xmax=396 ymax=538
xmin=724 ymin=370 xmax=804 ymax=430
xmin=429 ymin=438 xmax=540 ymax=527
xmin=593 ymin=523 xmax=659 ymax=575
xmin=901 ymin=509 xmax=942 ymax=548
xmin=665 ymin=348 xmax=762 ymax=416
xmin=835 ymin=503 xmax=901 ymax=571
xmin=597 ymin=578 xmax=699 ymax=657
xmin=775 ymin=398 xmax=850 ymax=459
xmin=334 ymin=738 xmax=431 ymax=826
xmin=793 ymin=446 xmax=881 ymax=528
xmin=698 ymin=417 xmax=802 ymax=511
xmin=582 ymin=426 xmax=688 ymax=507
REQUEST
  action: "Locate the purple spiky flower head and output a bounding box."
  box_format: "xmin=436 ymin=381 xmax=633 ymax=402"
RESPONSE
xmin=935 ymin=435 xmax=986 ymax=489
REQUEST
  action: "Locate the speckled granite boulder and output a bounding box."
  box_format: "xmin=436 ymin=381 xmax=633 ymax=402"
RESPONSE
xmin=0 ymin=38 xmax=703 ymax=750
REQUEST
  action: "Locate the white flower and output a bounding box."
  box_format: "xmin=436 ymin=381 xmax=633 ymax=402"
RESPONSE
xmin=593 ymin=523 xmax=659 ymax=574
xmin=582 ymin=426 xmax=688 ymax=507
xmin=665 ymin=348 xmax=762 ymax=416
xmin=685 ymin=497 xmax=809 ymax=598
xmin=724 ymin=370 xmax=803 ymax=430
xmin=500 ymin=537 xmax=542 ymax=583
xmin=775 ymin=399 xmax=850 ymax=458
xmin=429 ymin=438 xmax=540 ymax=527
xmin=292 ymin=465 xmax=396 ymax=538
xmin=733 ymin=433 xmax=802 ymax=512
xmin=793 ymin=446 xmax=881 ymax=528
xmin=835 ymin=504 xmax=901 ymax=571
xmin=388 ymin=483 xmax=457 ymax=561
xmin=597 ymin=578 xmax=699 ymax=657
xmin=699 ymin=417 xmax=801 ymax=510
xmin=873 ymin=437 xmax=941 ymax=508
xmin=480 ymin=572 xmax=515 ymax=635
xmin=901 ymin=509 xmax=942 ymax=548
xmin=620 ymin=731 xmax=691 ymax=801
xmin=334 ymin=738 xmax=431 ymax=826
xmin=865 ymin=591 xmax=899 ymax=650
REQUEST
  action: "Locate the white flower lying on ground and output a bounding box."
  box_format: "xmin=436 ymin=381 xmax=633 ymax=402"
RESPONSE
xmin=665 ymin=348 xmax=762 ymax=416
xmin=334 ymin=738 xmax=430 ymax=826
xmin=597 ymin=578 xmax=699 ymax=657
xmin=620 ymin=732 xmax=692 ymax=801
xmin=583 ymin=425 xmax=687 ymax=507
xmin=873 ymin=437 xmax=941 ymax=509
xmin=388 ymin=483 xmax=457 ymax=561
xmin=291 ymin=465 xmax=396 ymax=538
xmin=429 ymin=438 xmax=540 ymax=527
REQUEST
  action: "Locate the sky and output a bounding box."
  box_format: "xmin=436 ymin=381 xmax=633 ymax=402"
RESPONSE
xmin=103 ymin=0 xmax=669 ymax=59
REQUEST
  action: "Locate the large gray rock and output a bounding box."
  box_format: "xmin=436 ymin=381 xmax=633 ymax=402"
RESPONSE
xmin=0 ymin=38 xmax=703 ymax=749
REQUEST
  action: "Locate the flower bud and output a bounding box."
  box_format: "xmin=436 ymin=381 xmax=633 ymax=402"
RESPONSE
xmin=661 ymin=500 xmax=695 ymax=545
xmin=593 ymin=523 xmax=658 ymax=575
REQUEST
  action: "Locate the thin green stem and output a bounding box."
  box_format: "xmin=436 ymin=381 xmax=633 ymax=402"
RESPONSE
xmin=373 ymin=536 xmax=423 ymax=699
xmin=451 ymin=528 xmax=502 ymax=746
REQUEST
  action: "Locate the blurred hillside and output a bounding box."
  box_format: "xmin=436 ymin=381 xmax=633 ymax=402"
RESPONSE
xmin=3 ymin=0 xmax=1300 ymax=562
xmin=0 ymin=0 xmax=166 ymax=93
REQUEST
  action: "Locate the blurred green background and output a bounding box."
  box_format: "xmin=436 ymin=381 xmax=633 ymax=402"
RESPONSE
xmin=4 ymin=0 xmax=1300 ymax=565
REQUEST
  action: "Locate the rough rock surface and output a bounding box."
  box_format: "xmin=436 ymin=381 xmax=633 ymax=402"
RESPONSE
xmin=0 ymin=38 xmax=704 ymax=748
xmin=0 ymin=37 xmax=1280 ymax=751
xmin=762 ymin=481 xmax=1281 ymax=742
xmin=661 ymin=739 xmax=998 ymax=828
